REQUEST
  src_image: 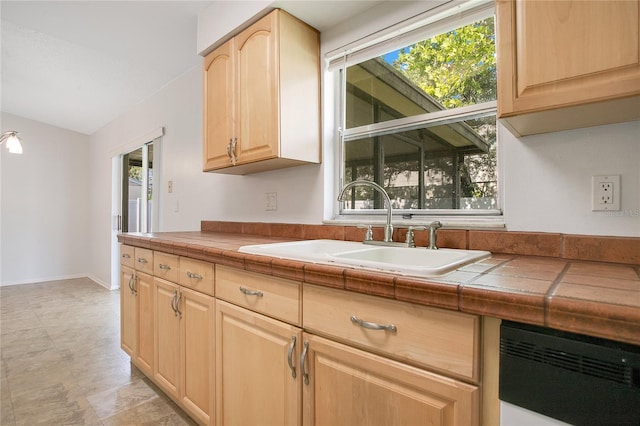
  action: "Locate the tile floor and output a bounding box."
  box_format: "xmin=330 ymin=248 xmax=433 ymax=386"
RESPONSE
xmin=0 ymin=278 xmax=196 ymax=425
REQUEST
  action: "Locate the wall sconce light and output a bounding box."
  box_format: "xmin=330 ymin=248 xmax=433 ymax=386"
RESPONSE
xmin=0 ymin=131 xmax=23 ymax=154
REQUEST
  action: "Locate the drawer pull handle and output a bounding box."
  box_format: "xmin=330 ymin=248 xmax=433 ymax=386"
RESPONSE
xmin=187 ymin=271 xmax=203 ymax=280
xmin=301 ymin=341 xmax=309 ymax=385
xmin=350 ymin=315 xmax=397 ymax=333
xmin=137 ymin=258 xmax=148 ymax=264
xmin=122 ymin=253 xmax=131 ymax=259
xmin=287 ymin=336 xmax=297 ymax=379
xmin=239 ymin=287 xmax=263 ymax=297
xmin=159 ymin=264 xmax=171 ymax=270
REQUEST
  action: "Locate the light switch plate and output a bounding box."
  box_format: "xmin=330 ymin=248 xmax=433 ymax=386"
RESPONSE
xmin=264 ymin=192 xmax=277 ymax=211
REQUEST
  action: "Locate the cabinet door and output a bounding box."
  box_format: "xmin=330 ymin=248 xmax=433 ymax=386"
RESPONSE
xmin=301 ymin=333 xmax=479 ymax=426
xmin=180 ymin=287 xmax=215 ymax=425
xmin=204 ymin=38 xmax=235 ymax=171
xmin=497 ymin=0 xmax=640 ymax=133
xmin=135 ymin=271 xmax=154 ymax=376
xmin=120 ymin=266 xmax=137 ymax=357
xmin=154 ymin=278 xmax=181 ymax=399
xmin=234 ymin=11 xmax=279 ymax=165
xmin=216 ymin=300 xmax=302 ymax=426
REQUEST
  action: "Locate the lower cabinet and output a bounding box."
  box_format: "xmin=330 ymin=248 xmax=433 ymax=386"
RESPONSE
xmin=120 ymin=245 xmax=485 ymax=426
xmin=216 ymin=300 xmax=302 ymax=425
xmin=154 ymin=277 xmax=215 ymax=425
xmin=120 ymin=265 xmax=154 ymax=377
xmin=120 ymin=265 xmax=137 ymax=357
xmin=300 ymin=333 xmax=479 ymax=426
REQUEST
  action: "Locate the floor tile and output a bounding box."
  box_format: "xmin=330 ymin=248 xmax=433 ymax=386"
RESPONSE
xmin=0 ymin=278 xmax=193 ymax=425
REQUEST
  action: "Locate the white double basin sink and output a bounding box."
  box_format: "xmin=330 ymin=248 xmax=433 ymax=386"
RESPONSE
xmin=238 ymin=239 xmax=491 ymax=278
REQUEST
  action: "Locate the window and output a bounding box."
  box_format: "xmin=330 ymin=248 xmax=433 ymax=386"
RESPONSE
xmin=336 ymin=4 xmax=498 ymax=217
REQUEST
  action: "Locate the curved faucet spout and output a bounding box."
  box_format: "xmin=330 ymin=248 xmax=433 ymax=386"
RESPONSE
xmin=338 ymin=180 xmax=393 ymax=242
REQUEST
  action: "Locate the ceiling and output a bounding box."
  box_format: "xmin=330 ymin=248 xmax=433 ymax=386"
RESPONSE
xmin=1 ymin=1 xmax=383 ymax=136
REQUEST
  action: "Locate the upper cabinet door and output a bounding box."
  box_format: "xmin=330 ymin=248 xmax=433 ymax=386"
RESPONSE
xmin=234 ymin=11 xmax=279 ymax=165
xmin=202 ymin=9 xmax=320 ymax=175
xmin=203 ymin=38 xmax=235 ymax=171
xmin=496 ymin=0 xmax=640 ymax=136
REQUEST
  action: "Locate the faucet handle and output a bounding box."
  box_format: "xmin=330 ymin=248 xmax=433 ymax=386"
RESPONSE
xmin=405 ymin=226 xmax=426 ymax=248
xmin=357 ymin=224 xmax=374 ymax=241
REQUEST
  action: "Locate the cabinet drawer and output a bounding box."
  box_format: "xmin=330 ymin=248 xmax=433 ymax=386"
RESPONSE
xmin=134 ymin=248 xmax=154 ymax=275
xmin=120 ymin=245 xmax=135 ymax=268
xmin=154 ymin=252 xmax=178 ymax=283
xmin=215 ymin=266 xmax=301 ymax=326
xmin=179 ymin=257 xmax=214 ymax=296
xmin=303 ymin=284 xmax=480 ymax=382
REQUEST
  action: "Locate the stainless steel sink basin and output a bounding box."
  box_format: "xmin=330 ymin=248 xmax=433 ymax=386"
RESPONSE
xmin=238 ymin=239 xmax=490 ymax=277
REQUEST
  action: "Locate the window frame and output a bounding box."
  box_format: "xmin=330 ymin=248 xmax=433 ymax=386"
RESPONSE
xmin=330 ymin=1 xmax=503 ymax=225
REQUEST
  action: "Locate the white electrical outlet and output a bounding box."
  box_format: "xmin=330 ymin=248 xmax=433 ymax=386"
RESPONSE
xmin=264 ymin=192 xmax=277 ymax=211
xmin=592 ymin=175 xmax=620 ymax=211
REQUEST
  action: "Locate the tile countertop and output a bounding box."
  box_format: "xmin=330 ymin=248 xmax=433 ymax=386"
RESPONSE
xmin=118 ymin=231 xmax=640 ymax=346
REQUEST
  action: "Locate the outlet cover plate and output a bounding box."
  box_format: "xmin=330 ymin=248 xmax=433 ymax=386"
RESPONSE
xmin=592 ymin=175 xmax=620 ymax=211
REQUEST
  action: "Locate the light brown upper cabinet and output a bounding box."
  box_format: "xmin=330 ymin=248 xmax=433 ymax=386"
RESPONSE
xmin=496 ymin=0 xmax=640 ymax=136
xmin=203 ymin=9 xmax=321 ymax=174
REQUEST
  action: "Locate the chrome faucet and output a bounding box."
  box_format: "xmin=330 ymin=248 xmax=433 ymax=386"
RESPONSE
xmin=338 ymin=180 xmax=393 ymax=243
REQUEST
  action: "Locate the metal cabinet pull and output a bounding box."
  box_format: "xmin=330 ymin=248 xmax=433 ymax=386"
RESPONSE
xmin=128 ymin=274 xmax=136 ymax=295
xmin=300 ymin=341 xmax=310 ymax=385
xmin=175 ymin=291 xmax=183 ymax=319
xmin=239 ymin=286 xmax=263 ymax=297
xmin=122 ymin=253 xmax=131 ymax=259
xmin=287 ymin=336 xmax=297 ymax=379
xmin=137 ymin=257 xmax=148 ymax=264
xmin=158 ymin=264 xmax=171 ymax=270
xmin=186 ymin=271 xmax=203 ymax=280
xmin=350 ymin=315 xmax=397 ymax=333
xmin=226 ymin=139 xmax=233 ymax=163
xmin=231 ymin=137 xmax=238 ymax=165
xmin=170 ymin=289 xmax=178 ymax=316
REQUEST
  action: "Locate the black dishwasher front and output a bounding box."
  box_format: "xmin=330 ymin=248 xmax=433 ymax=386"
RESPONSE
xmin=500 ymin=321 xmax=640 ymax=426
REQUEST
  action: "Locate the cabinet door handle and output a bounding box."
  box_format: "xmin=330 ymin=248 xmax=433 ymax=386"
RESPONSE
xmin=231 ymin=137 xmax=238 ymax=165
xmin=122 ymin=253 xmax=131 ymax=259
xmin=287 ymin=336 xmax=297 ymax=379
xmin=128 ymin=273 xmax=136 ymax=295
xmin=300 ymin=341 xmax=309 ymax=385
xmin=175 ymin=291 xmax=183 ymax=319
xmin=226 ymin=139 xmax=233 ymax=163
xmin=137 ymin=258 xmax=148 ymax=264
xmin=171 ymin=289 xmax=178 ymax=316
xmin=186 ymin=271 xmax=203 ymax=280
xmin=350 ymin=315 xmax=397 ymax=333
xmin=239 ymin=286 xmax=263 ymax=297
xmin=158 ymin=264 xmax=171 ymax=270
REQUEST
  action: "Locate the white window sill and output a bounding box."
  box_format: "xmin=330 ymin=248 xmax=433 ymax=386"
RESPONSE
xmin=326 ymin=214 xmax=505 ymax=230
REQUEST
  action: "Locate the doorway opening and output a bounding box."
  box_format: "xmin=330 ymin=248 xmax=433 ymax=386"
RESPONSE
xmin=111 ymin=131 xmax=162 ymax=290
xmin=122 ymin=142 xmax=154 ymax=233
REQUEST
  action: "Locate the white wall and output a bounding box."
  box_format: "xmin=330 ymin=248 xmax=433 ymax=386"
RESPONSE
xmin=1 ymin=113 xmax=90 ymax=286
xmin=501 ymin=121 xmax=640 ymax=236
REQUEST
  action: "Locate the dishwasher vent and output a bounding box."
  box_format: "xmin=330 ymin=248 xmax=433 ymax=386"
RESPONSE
xmin=500 ymin=321 xmax=640 ymax=426
xmin=500 ymin=336 xmax=636 ymax=387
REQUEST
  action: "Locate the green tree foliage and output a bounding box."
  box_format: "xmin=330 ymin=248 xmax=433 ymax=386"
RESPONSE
xmin=394 ymin=18 xmax=496 ymax=109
